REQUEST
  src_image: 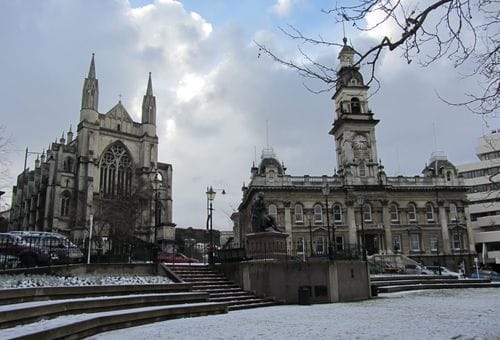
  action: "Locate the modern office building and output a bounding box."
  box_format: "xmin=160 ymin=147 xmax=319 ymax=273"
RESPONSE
xmin=457 ymin=131 xmax=500 ymax=270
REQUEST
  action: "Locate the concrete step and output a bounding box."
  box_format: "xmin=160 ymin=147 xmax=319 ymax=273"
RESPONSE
xmin=207 ymin=291 xmax=254 ymax=299
xmin=228 ymin=301 xmax=277 ymax=311
xmin=0 ymin=292 xmax=209 ymax=329
xmin=180 ymin=277 xmax=228 ymax=283
xmin=377 ymin=282 xmax=500 ymax=293
xmin=0 ymin=283 xmax=192 ymax=306
xmin=371 ymin=278 xmax=487 ymax=287
xmin=192 ymin=287 xmax=243 ymax=294
xmin=210 ymin=294 xmax=260 ymax=303
xmin=193 ymin=281 xmax=239 ymax=290
xmin=1 ymin=302 xmax=228 ymax=340
xmin=370 ymin=275 xmax=458 ymax=282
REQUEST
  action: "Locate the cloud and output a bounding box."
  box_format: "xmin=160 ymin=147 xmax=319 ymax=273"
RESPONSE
xmin=270 ymin=0 xmax=295 ymax=17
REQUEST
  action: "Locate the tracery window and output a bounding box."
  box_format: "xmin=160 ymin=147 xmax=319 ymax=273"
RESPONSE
xmin=61 ymin=191 xmax=70 ymax=216
xmin=99 ymin=143 xmax=133 ymax=198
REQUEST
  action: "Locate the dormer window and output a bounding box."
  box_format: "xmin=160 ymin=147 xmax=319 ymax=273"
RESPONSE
xmin=351 ymin=97 xmax=361 ymax=113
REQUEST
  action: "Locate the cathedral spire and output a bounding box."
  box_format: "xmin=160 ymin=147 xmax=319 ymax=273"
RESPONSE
xmin=81 ymin=53 xmax=99 ymax=112
xmin=142 ymin=72 xmax=156 ymax=126
xmin=88 ymin=53 xmax=96 ymax=79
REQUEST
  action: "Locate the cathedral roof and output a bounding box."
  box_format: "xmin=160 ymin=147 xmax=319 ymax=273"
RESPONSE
xmin=105 ymin=101 xmax=133 ymax=122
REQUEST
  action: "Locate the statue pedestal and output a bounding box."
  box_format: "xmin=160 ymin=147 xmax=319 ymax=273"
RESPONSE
xmin=246 ymin=231 xmax=289 ymax=260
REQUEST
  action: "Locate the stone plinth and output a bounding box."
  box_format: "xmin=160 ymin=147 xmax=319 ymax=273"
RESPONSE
xmin=246 ymin=232 xmax=289 ymax=260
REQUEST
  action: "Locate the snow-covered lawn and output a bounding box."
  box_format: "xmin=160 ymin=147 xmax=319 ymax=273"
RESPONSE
xmin=89 ymin=288 xmax=500 ymax=340
xmin=0 ymin=273 xmax=172 ymax=288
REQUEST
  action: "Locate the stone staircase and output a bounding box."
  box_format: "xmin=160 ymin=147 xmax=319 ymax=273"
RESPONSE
xmin=371 ymin=274 xmax=500 ymax=295
xmin=169 ymin=264 xmax=277 ymax=311
xmin=0 ymin=283 xmax=227 ymax=339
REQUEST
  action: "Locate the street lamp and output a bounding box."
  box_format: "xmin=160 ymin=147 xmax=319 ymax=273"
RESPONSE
xmin=357 ymin=196 xmax=367 ymax=261
xmin=322 ymin=181 xmax=333 ymax=259
xmin=206 ymin=186 xmax=225 ymax=265
xmin=152 ymin=172 xmax=162 ymax=245
xmin=308 ymin=213 xmax=313 ymax=257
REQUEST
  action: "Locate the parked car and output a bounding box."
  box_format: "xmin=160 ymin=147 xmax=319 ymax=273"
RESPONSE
xmin=468 ymin=270 xmax=500 ymax=282
xmin=157 ymin=252 xmax=199 ymax=263
xmin=10 ymin=231 xmax=84 ymax=264
xmin=0 ymin=233 xmax=52 ymax=267
xmin=424 ymin=266 xmax=461 ymax=277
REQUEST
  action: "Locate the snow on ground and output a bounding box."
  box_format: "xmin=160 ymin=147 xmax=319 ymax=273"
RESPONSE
xmin=0 ymin=273 xmax=172 ymax=288
xmin=89 ymin=288 xmax=500 ymax=340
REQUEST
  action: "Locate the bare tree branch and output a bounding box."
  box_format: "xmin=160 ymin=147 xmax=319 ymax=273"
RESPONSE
xmin=256 ymin=0 xmax=499 ymax=115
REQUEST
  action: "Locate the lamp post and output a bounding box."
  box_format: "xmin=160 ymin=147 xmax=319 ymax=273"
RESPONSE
xmin=357 ymin=196 xmax=367 ymax=261
xmin=152 ymin=172 xmax=162 ymax=263
xmin=308 ymin=214 xmax=313 ymax=257
xmin=322 ymin=181 xmax=333 ymax=259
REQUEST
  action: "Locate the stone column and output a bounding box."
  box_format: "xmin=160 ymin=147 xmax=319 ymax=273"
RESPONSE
xmin=283 ymin=201 xmax=292 ymax=254
xmin=381 ymin=200 xmax=393 ymax=254
xmin=439 ymin=202 xmax=451 ymax=254
xmin=346 ymin=200 xmax=357 ymax=247
xmin=464 ymin=205 xmax=475 ymax=252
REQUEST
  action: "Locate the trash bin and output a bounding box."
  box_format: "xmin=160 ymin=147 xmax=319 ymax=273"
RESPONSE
xmin=298 ymin=286 xmax=311 ymax=305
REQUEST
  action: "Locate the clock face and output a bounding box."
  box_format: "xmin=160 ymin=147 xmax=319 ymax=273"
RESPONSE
xmin=353 ymin=134 xmax=368 ymax=149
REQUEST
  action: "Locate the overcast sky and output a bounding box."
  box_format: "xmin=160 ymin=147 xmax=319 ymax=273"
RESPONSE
xmin=0 ymin=0 xmax=496 ymax=231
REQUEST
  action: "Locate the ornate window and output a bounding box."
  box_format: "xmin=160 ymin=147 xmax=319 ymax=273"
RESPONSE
xmin=430 ymin=234 xmax=439 ymax=252
xmin=449 ymin=203 xmax=458 ymax=221
xmin=294 ymin=204 xmax=303 ymax=223
xmin=99 ymin=143 xmax=133 ymax=198
xmin=426 ymin=203 xmax=435 ymax=222
xmin=60 ymin=191 xmax=70 ymax=217
xmin=453 ymin=232 xmax=464 ymax=250
xmin=333 ymin=204 xmax=343 ymax=222
xmin=393 ymin=235 xmax=402 ymax=252
xmin=410 ymin=234 xmax=421 ymax=251
xmin=63 ymin=157 xmax=74 ymax=172
xmin=296 ymin=237 xmax=304 ymax=254
xmin=362 ymin=204 xmax=372 ymax=222
xmin=335 ymin=235 xmax=344 ymax=251
xmin=359 ymin=162 xmax=366 ymax=177
xmin=315 ymin=236 xmax=325 ymax=254
xmin=268 ymin=204 xmax=278 ymax=222
xmin=390 ymin=204 xmax=399 ymax=223
xmin=407 ymin=203 xmax=417 ymax=222
xmin=314 ymin=204 xmax=323 ymax=223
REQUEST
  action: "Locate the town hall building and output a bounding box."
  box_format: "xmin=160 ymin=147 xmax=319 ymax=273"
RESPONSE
xmin=10 ymin=55 xmax=174 ymax=249
xmin=235 ymin=39 xmax=476 ymax=271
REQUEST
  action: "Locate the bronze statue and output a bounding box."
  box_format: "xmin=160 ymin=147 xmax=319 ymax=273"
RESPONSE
xmin=250 ymin=192 xmax=280 ymax=232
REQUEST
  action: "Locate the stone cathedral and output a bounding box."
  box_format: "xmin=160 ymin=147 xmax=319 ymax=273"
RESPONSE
xmin=10 ymin=55 xmax=174 ymax=248
xmin=235 ymin=40 xmax=476 ymax=270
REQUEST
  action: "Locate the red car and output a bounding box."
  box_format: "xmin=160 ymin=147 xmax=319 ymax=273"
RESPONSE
xmin=157 ymin=252 xmax=199 ymax=263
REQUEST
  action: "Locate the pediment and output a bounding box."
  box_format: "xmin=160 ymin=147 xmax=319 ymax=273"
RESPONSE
xmin=105 ymin=102 xmax=133 ymax=122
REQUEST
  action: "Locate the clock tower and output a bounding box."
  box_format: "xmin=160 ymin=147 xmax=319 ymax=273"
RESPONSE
xmin=329 ymin=38 xmax=380 ymax=178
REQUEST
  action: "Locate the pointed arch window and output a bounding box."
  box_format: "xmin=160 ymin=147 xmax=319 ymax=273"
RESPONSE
xmin=99 ymin=143 xmax=133 ymax=198
xmin=61 ymin=191 xmax=71 ymax=217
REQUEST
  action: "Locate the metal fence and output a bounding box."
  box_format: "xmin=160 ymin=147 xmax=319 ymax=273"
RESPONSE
xmin=214 ymin=242 xmax=362 ymax=263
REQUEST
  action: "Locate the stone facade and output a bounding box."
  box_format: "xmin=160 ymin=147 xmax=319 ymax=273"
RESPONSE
xmin=10 ymin=55 xmax=174 ymax=247
xmin=235 ymin=40 xmax=475 ymax=269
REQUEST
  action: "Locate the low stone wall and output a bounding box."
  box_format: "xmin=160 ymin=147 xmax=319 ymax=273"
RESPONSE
xmin=0 ymin=263 xmax=157 ymax=276
xmin=218 ymin=260 xmax=370 ymax=304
